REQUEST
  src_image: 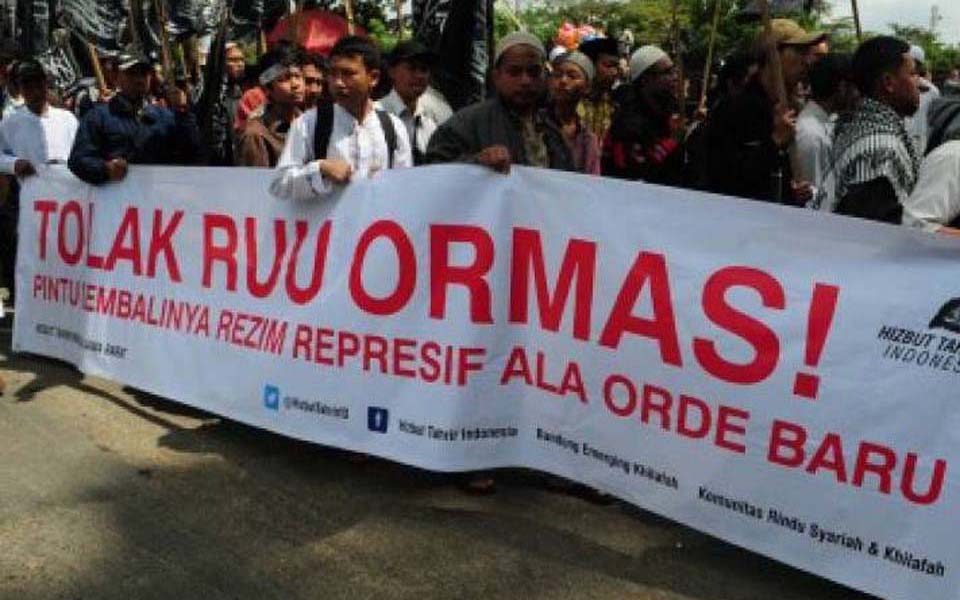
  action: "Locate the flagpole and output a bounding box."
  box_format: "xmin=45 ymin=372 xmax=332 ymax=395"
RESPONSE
xmin=698 ymin=0 xmax=723 ymax=113
xmin=396 ymin=0 xmax=404 ymax=40
xmin=344 ymin=0 xmax=356 ymax=35
xmin=153 ymin=0 xmax=174 ymax=81
xmin=759 ymin=0 xmax=786 ymax=106
xmin=86 ymin=42 xmax=108 ymax=98
xmin=671 ymin=0 xmax=687 ymax=133
xmin=289 ymin=0 xmax=305 ymax=44
xmin=851 ymin=0 xmax=863 ymax=41
xmin=759 ymin=0 xmax=787 ymax=203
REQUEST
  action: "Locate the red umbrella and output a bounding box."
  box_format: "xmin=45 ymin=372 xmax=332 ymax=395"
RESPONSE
xmin=267 ymin=9 xmax=367 ymax=55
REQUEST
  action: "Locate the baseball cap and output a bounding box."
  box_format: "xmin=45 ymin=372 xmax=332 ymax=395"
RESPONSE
xmin=769 ymin=19 xmax=827 ymax=47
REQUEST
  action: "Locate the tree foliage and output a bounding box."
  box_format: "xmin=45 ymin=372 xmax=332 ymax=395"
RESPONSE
xmin=503 ymin=0 xmax=959 ymax=80
xmin=889 ymin=24 xmax=960 ymax=78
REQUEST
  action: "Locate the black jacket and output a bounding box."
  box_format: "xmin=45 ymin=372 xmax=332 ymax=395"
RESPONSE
xmin=703 ymin=78 xmax=792 ymax=202
xmin=68 ymin=95 xmax=202 ymax=185
xmin=602 ymin=88 xmax=684 ymax=186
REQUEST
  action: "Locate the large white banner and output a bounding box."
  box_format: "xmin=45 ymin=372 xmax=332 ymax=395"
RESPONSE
xmin=14 ymin=165 xmax=960 ymax=600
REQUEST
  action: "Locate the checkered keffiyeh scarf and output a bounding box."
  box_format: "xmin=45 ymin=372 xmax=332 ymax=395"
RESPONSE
xmin=833 ymin=98 xmax=920 ymax=205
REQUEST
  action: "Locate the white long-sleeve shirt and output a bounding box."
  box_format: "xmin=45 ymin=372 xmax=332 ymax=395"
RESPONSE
xmin=902 ymin=140 xmax=960 ymax=232
xmin=0 ymin=105 xmax=78 ymax=175
xmin=270 ymin=102 xmax=412 ymax=201
xmin=792 ymin=101 xmax=838 ymax=212
xmin=376 ymin=87 xmax=453 ymax=157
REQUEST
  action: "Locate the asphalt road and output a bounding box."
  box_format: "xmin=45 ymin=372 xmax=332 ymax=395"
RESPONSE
xmin=0 ymin=324 xmax=874 ymax=600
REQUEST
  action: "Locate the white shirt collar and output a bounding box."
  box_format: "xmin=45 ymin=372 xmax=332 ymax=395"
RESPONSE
xmin=335 ymin=100 xmax=379 ymax=127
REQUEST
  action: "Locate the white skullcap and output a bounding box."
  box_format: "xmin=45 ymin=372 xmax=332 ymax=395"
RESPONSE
xmin=910 ymin=45 xmax=926 ymax=64
xmin=629 ymin=45 xmax=669 ymax=82
xmin=555 ymin=50 xmax=595 ymax=83
xmin=495 ymin=31 xmax=546 ymax=65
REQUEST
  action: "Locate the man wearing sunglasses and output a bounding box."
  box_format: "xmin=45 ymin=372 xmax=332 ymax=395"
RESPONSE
xmin=425 ymin=32 xmax=573 ymax=174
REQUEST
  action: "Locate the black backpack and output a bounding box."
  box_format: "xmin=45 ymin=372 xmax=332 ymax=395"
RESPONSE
xmin=312 ymin=101 xmax=398 ymax=168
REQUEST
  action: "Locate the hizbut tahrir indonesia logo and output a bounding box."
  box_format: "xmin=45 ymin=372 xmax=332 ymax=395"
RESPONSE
xmin=930 ymin=298 xmax=960 ymax=334
xmin=876 ymin=297 xmax=960 ymax=373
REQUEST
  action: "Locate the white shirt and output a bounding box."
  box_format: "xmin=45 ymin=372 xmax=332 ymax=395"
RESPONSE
xmin=793 ymin=101 xmax=840 ymax=212
xmin=792 ymin=100 xmax=834 ymax=187
xmin=375 ymin=86 xmax=453 ymax=157
xmin=0 ymin=105 xmax=78 ymax=175
xmin=270 ymin=102 xmax=412 ymax=201
xmin=1 ymin=93 xmax=24 ymax=119
xmin=902 ymin=140 xmax=960 ymax=232
xmin=906 ymin=80 xmax=940 ymax=154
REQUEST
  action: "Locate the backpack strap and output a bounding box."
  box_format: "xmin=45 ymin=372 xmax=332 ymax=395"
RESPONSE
xmin=376 ymin=109 xmax=397 ymax=168
xmin=313 ymin=101 xmax=335 ymax=161
xmin=313 ymin=103 xmax=398 ymax=168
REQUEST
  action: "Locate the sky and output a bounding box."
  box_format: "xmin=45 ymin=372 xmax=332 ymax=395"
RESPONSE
xmin=826 ymin=1 xmax=959 ymax=43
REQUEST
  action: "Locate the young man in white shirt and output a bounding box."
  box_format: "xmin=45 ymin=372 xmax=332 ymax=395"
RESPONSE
xmin=903 ymin=97 xmax=960 ymax=232
xmin=905 ymin=46 xmax=940 ymax=154
xmin=375 ymin=39 xmax=453 ymax=165
xmin=270 ymin=36 xmax=412 ymax=201
xmin=0 ymin=60 xmax=79 ymax=178
xmin=0 ymin=60 xmax=78 ymax=312
xmin=792 ymin=53 xmax=857 ymax=212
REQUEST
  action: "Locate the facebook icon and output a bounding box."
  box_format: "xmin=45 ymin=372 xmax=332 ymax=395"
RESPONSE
xmin=263 ymin=385 xmax=281 ymax=411
xmin=367 ymin=407 xmax=389 ymax=433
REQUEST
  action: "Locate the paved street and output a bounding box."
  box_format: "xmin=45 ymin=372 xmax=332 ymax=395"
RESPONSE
xmin=0 ymin=320 xmax=873 ymax=600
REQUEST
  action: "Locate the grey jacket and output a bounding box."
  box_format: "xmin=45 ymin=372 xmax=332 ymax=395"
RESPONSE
xmin=425 ymin=97 xmax=574 ymax=171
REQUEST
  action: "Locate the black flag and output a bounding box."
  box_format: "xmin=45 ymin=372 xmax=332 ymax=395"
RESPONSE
xmin=61 ymin=0 xmax=126 ymax=52
xmin=740 ymin=0 xmax=819 ymax=18
xmin=414 ymin=0 xmax=492 ymax=110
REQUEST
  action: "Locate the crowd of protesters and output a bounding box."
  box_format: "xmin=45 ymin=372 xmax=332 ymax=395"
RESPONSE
xmin=3 ymin=22 xmax=959 ymax=221
xmin=2 ymin=20 xmax=960 ymax=479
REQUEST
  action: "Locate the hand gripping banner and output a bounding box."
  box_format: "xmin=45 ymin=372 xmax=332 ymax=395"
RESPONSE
xmin=15 ymin=165 xmax=960 ymax=600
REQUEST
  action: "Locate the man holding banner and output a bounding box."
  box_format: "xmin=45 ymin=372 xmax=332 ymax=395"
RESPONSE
xmin=703 ymin=19 xmax=825 ymax=203
xmin=425 ymin=32 xmax=573 ymax=174
xmin=68 ymin=53 xmax=202 ymax=185
xmin=270 ymin=36 xmax=412 ymax=201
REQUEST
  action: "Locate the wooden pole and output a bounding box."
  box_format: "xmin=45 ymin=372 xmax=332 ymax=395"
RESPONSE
xmin=395 ymin=0 xmax=404 ymax=40
xmin=698 ymin=0 xmax=723 ymax=112
xmin=344 ymin=0 xmax=356 ymax=35
xmin=153 ymin=0 xmax=174 ymax=81
xmin=759 ymin=0 xmax=786 ymax=106
xmin=289 ymin=0 xmax=305 ymax=45
xmin=759 ymin=0 xmax=787 ymax=203
xmin=86 ymin=42 xmax=108 ymax=98
xmin=671 ymin=0 xmax=687 ymax=133
xmin=851 ymin=0 xmax=863 ymax=41
xmin=259 ymin=29 xmax=268 ymax=57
